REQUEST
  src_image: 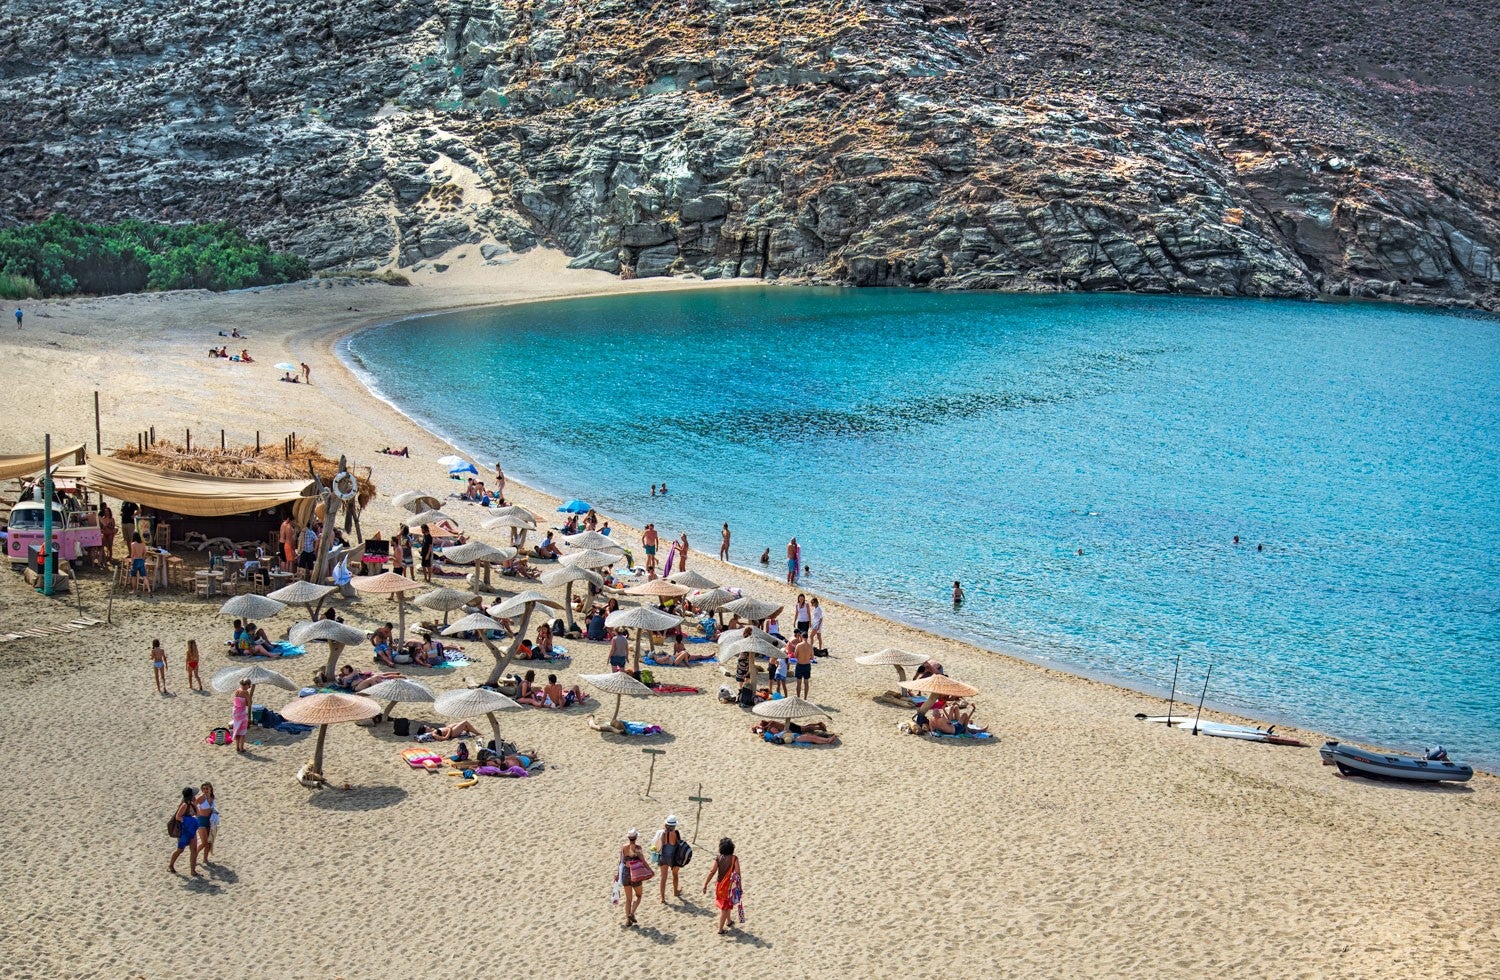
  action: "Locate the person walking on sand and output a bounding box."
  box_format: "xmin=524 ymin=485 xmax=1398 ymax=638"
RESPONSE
xmin=169 ymin=787 xmax=200 ymax=876
xmin=14 ymin=308 xmax=21 ymax=330
xmin=642 ymin=524 xmax=659 ymax=575
xmin=794 ymin=594 xmax=811 ymax=636
xmin=232 ymin=678 xmax=252 ymax=753
xmin=195 ymin=782 xmax=219 ymax=863
xmin=793 ymin=630 xmax=814 ymax=699
xmin=719 ymin=523 xmax=730 ymax=561
xmin=786 ymin=538 xmax=800 ymax=584
xmin=652 ymin=815 xmax=685 ymax=903
xmin=150 ymin=639 xmax=169 ymax=695
xmin=703 ymin=837 xmax=742 ymax=935
xmin=809 ymin=597 xmax=825 ymax=655
xmin=185 ymin=639 xmax=203 ymax=692
xmin=301 ymin=361 xmax=311 ymax=384
xmin=678 ymin=532 xmax=689 ymax=571
xmin=619 ymin=828 xmax=647 ymax=927
xmin=494 ymin=464 xmax=505 ymax=501
xmin=953 ymin=580 xmax=965 ymax=607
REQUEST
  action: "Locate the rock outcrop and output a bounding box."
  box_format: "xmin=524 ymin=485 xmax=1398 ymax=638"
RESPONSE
xmin=2 ymin=0 xmax=1497 ymax=309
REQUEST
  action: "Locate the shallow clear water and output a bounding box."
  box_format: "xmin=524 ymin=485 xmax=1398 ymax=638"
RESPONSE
xmin=346 ymin=287 xmax=1500 ymax=768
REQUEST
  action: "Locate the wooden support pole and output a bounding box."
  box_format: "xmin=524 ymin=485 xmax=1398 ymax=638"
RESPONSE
xmin=93 ymin=391 xmax=101 ymax=454
xmin=220 ymin=429 xmax=225 ymax=450
xmin=255 ymin=430 xmax=261 ymax=453
xmin=149 ymin=426 xmax=155 ymax=446
xmin=186 ymin=429 xmax=191 ymax=452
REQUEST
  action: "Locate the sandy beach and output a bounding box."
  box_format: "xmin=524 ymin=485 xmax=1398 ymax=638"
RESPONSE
xmin=0 ymin=252 xmax=1495 ymax=979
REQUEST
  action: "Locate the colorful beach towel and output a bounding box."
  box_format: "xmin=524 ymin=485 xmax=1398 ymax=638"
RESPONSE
xmin=642 ymin=655 xmax=716 ymax=668
xmin=929 ymin=730 xmax=994 ymax=740
xmin=429 ymin=655 xmax=475 ymax=669
xmin=401 ymin=748 xmax=444 ymax=770
xmin=650 ymin=684 xmax=701 ymax=695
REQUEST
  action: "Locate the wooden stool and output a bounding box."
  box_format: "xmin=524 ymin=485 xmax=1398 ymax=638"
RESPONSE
xmin=154 ymin=523 xmax=172 ymax=549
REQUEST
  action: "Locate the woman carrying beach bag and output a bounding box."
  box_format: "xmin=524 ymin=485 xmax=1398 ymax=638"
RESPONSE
xmin=703 ymin=837 xmax=743 ymax=935
xmin=617 ymin=828 xmax=651 ymax=927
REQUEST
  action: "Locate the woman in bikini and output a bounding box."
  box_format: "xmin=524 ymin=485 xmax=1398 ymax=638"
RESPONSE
xmin=184 ymin=639 xmax=202 ymax=692
xmin=703 ymin=837 xmax=742 ymax=934
xmin=169 ymin=787 xmax=200 ymax=876
xmin=195 ymin=782 xmax=219 ymax=864
xmin=150 ymin=639 xmax=169 ymax=695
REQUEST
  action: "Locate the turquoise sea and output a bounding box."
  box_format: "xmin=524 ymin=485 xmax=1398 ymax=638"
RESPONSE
xmin=345 ymin=287 xmax=1500 ymax=769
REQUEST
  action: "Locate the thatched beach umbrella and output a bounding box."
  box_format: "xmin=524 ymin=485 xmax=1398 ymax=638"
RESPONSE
xmin=289 ymin=618 xmax=368 ymax=683
xmin=210 ymin=663 xmax=297 ymax=695
xmin=440 ymin=540 xmax=515 ymax=586
xmin=352 ymin=571 xmax=424 ymax=645
xmin=267 ymin=580 xmax=339 ymax=619
xmin=361 ymin=677 xmax=435 ymax=721
xmin=856 ymin=648 xmax=930 ymax=685
xmin=407 ymin=509 xmax=457 ymax=529
xmin=751 ymin=695 xmax=828 ymax=722
xmin=482 ymin=512 xmax=537 ymax=550
xmin=392 ymin=490 xmax=442 ymax=513
xmin=434 ymin=687 xmax=521 ymax=752
xmin=717 ymin=625 xmax=785 ymax=649
xmin=900 ymin=675 xmax=981 ymax=716
xmin=606 ymin=605 xmax=681 ymax=674
xmin=722 ymin=596 xmax=782 ymax=623
xmin=580 ymin=671 xmax=653 ymax=730
xmin=414 ymin=587 xmax=478 ymax=625
xmin=668 ymin=569 xmax=718 ymax=590
xmin=559 ymin=548 xmax=619 ymax=570
xmin=541 ymin=564 xmax=604 ymax=633
xmin=219 ymin=593 xmax=287 ymax=621
xmin=441 ymin=612 xmax=511 ymax=686
xmin=626 ymin=579 xmax=690 ymax=599
xmin=279 ymin=692 xmax=381 ymax=782
xmin=482 ymin=590 xmax=564 ymax=686
xmin=561 ymin=530 xmax=623 ymax=554
xmin=718 ymin=634 xmax=783 ymax=692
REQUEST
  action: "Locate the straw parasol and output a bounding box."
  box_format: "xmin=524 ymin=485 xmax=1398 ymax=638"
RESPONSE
xmin=434 ymin=687 xmax=521 ymax=752
xmin=856 ymin=648 xmax=930 ymax=684
xmin=717 ymin=625 xmax=785 ymax=648
xmin=559 ymin=548 xmax=619 ymax=570
xmin=441 ymin=612 xmax=514 ymax=686
xmin=717 ymin=635 xmax=783 ymax=663
xmin=626 ymin=579 xmax=690 ymax=598
xmin=482 ymin=512 xmax=537 ymax=550
xmin=751 ymin=695 xmax=828 ymax=721
xmin=900 ymin=675 xmax=980 ymax=716
xmin=481 ymin=590 xmax=563 ymax=686
xmin=690 ymin=587 xmax=736 ymax=617
xmin=352 ymin=571 xmax=424 ymax=645
xmin=579 ymin=671 xmax=652 ymax=728
xmin=407 ymin=509 xmax=457 ymax=528
xmin=667 ymin=569 xmax=718 ymax=590
xmin=561 ymin=530 xmax=623 ymax=553
xmin=439 ymin=540 xmax=515 ymax=586
xmin=279 ymin=692 xmax=381 ymax=780
xmin=289 ymin=618 xmax=368 ymax=682
xmin=210 ymin=663 xmax=297 ymax=694
xmin=360 ymin=677 xmax=435 ymax=720
xmin=722 ymin=596 xmax=783 ymax=623
xmin=393 ymin=490 xmax=442 ymax=513
xmin=606 ymin=605 xmax=681 ymax=674
xmin=541 ymin=564 xmax=603 ymax=633
xmin=267 ymin=580 xmax=339 ymax=619
xmin=413 ymin=587 xmax=478 ymax=625
xmin=219 ymin=593 xmax=287 ymax=620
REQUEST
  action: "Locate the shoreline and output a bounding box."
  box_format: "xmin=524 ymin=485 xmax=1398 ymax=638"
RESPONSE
xmin=1 ymin=253 xmax=1495 ymax=978
xmin=328 ymin=290 xmax=1488 ymax=771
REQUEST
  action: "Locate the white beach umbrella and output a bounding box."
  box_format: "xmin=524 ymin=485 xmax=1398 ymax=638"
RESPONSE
xmin=392 ymin=490 xmax=442 ymax=513
xmin=211 ymin=664 xmax=297 ymax=694
xmin=475 ymin=591 xmax=563 ymax=686
xmin=407 ymin=509 xmax=457 ymax=528
xmin=717 ymin=625 xmax=785 ymax=648
xmin=289 ymin=618 xmax=369 ymax=682
xmin=360 ymin=677 xmax=435 ymax=720
xmin=541 ymin=564 xmax=604 ymax=631
xmin=667 ymin=570 xmax=718 ymax=590
xmin=855 ymin=648 xmax=930 ymax=684
xmin=606 ymin=605 xmax=682 ymax=674
xmin=436 ymin=455 xmax=466 ymax=468
xmin=482 ymin=513 xmax=537 ymax=531
xmin=267 ymin=580 xmax=339 ymax=618
xmin=561 ymin=530 xmax=623 ymax=553
xmin=440 ymin=541 xmax=515 ymax=564
xmin=219 ymin=593 xmax=287 ymax=620
xmin=625 ymin=579 xmax=690 ymax=598
xmin=413 ymin=587 xmax=479 ymax=624
xmin=718 ymin=635 xmax=784 ymax=664
xmin=751 ymin=695 xmax=828 ymax=721
xmin=722 ymin=596 xmax=782 ymax=622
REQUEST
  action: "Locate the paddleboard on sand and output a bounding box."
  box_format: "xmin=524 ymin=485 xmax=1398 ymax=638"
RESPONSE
xmin=1136 ymin=714 xmax=1309 ymax=746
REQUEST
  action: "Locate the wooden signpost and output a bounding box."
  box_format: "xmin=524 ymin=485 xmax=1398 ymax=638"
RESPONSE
xmin=641 ymin=747 xmax=666 ymax=798
xmin=688 ymin=783 xmax=713 ymax=844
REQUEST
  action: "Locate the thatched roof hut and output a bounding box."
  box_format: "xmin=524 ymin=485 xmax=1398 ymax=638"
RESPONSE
xmin=110 ymin=442 xmax=376 ymax=511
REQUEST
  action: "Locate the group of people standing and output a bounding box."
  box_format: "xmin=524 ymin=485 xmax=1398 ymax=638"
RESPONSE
xmin=168 ymin=783 xmax=221 ymax=876
xmin=616 ymin=817 xmax=744 ymax=935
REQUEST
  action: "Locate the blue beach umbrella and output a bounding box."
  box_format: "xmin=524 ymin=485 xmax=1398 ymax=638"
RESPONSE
xmin=558 ymin=499 xmax=592 ymax=514
xmin=448 ymin=462 xmax=478 ymax=476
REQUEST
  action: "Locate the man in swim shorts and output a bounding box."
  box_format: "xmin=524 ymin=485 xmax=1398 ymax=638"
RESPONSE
xmin=642 ymin=524 xmax=659 ymax=574
xmin=792 ymin=630 xmax=814 ymax=699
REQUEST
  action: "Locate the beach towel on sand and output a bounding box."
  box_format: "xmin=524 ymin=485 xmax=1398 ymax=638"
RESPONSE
xmin=650 ymin=684 xmax=700 ymax=694
xmin=929 ymin=730 xmax=994 ymax=740
xmin=643 ymin=655 xmax=715 ymax=668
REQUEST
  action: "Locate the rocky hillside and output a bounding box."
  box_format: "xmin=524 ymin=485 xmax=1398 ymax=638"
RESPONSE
xmin=3 ymin=0 xmax=1498 ymax=309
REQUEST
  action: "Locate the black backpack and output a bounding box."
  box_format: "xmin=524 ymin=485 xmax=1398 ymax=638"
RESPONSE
xmin=392 ymin=717 xmax=410 ymax=737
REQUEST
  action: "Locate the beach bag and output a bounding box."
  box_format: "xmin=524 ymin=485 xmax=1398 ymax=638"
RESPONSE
xmin=206 ymin=727 xmax=231 ymax=746
xmin=167 ymin=814 xmax=182 ymax=838
xmin=639 ymin=668 xmax=655 ymax=686
xmin=738 ymin=686 xmax=755 ymax=708
xmin=674 ymin=841 xmax=693 ymax=868
xmin=626 ymin=858 xmax=655 ymax=884
xmin=392 ymin=717 xmax=411 ymax=737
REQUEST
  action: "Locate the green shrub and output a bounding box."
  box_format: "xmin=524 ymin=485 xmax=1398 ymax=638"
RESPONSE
xmin=0 ymin=215 xmax=310 ymax=297
xmin=0 ymin=272 xmax=40 ymax=300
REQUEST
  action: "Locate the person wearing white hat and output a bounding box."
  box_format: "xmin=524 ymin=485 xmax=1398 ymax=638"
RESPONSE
xmin=651 ymin=815 xmax=687 ymax=904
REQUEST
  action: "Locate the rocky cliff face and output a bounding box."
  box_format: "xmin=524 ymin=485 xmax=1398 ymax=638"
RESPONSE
xmin=3 ymin=0 xmax=1498 ymax=309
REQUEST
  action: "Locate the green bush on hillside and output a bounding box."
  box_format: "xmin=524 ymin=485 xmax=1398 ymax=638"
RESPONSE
xmin=0 ymin=215 xmax=310 ymax=297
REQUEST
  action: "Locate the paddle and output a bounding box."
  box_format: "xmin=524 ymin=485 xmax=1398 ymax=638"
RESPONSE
xmin=1191 ymin=663 xmax=1213 ymax=735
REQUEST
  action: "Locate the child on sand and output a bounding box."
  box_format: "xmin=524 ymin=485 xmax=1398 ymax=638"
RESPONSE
xmin=151 ymin=639 xmax=169 ymax=695
xmin=185 ymin=640 xmax=202 ymax=691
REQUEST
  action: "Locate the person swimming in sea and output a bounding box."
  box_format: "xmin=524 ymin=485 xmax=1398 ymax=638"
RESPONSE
xmin=759 ymin=548 xmax=770 ymax=565
xmin=952 ymin=580 xmax=965 ymax=607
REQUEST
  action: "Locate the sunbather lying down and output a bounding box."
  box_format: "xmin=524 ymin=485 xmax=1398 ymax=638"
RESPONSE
xmin=911 ymin=708 xmax=988 ymax=736
xmin=414 ymin=720 xmax=482 ymax=742
xmin=587 ymin=716 xmax=664 ymax=736
xmin=752 ymin=720 xmax=839 ymax=744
